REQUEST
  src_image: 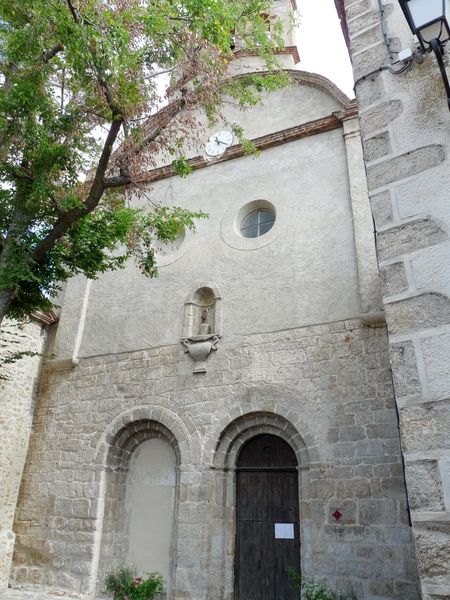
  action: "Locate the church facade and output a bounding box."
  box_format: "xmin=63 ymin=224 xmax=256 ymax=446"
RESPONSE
xmin=3 ymin=1 xmax=444 ymax=599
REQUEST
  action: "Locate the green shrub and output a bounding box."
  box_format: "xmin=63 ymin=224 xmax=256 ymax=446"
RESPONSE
xmin=104 ymin=566 xmax=164 ymax=600
xmin=288 ymin=568 xmax=358 ymax=600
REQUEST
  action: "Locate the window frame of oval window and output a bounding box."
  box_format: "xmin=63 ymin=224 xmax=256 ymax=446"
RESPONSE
xmin=221 ymin=199 xmax=288 ymax=251
xmin=152 ymin=226 xmax=193 ymax=267
xmin=240 ymin=207 xmax=276 ymax=239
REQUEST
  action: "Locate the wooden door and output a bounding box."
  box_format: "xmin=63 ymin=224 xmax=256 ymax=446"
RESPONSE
xmin=235 ymin=435 xmax=300 ymax=600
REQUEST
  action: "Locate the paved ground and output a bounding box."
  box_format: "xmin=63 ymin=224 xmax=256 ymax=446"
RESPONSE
xmin=0 ymin=590 xmax=90 ymax=599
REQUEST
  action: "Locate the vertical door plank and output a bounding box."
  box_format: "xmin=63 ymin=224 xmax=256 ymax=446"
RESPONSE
xmin=268 ymin=470 xmax=300 ymax=600
xmin=236 ymin=471 xmax=269 ymax=600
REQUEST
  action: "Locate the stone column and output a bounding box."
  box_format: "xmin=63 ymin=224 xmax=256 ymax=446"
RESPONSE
xmin=341 ymin=0 xmax=450 ymax=597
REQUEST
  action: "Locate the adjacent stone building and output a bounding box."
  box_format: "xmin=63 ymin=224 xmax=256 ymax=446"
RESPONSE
xmin=338 ymin=1 xmax=450 ymax=598
xmin=4 ymin=1 xmax=450 ymax=599
xmin=0 ymin=315 xmax=53 ymax=590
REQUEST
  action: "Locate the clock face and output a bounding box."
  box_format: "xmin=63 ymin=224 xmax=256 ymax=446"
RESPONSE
xmin=205 ymin=130 xmax=234 ymax=158
xmin=205 ymin=140 xmax=223 ymax=157
xmin=216 ymin=130 xmax=233 ymax=146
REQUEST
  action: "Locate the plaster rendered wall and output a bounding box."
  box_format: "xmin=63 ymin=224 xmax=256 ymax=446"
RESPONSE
xmin=50 ymin=80 xmax=359 ymax=360
xmin=12 ymin=321 xmax=419 ymax=600
xmin=0 ymin=320 xmax=45 ymax=589
xmin=342 ymin=1 xmax=450 ymax=598
xmin=53 ymin=131 xmax=360 ymax=359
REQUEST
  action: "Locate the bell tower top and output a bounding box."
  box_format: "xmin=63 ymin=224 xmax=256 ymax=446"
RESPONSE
xmin=231 ymin=0 xmax=300 ymax=74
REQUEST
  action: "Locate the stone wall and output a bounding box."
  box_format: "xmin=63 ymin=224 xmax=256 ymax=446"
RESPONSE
xmin=0 ymin=319 xmax=46 ymax=589
xmin=342 ymin=1 xmax=450 ymax=598
xmin=12 ymin=320 xmax=419 ymax=599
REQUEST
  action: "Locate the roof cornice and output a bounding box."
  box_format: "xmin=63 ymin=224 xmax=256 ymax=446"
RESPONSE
xmin=132 ymin=103 xmax=357 ymax=186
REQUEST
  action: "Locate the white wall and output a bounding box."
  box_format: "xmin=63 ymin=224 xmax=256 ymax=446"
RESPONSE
xmin=124 ymin=438 xmax=177 ymax=592
xmin=51 ymin=79 xmax=362 ymax=359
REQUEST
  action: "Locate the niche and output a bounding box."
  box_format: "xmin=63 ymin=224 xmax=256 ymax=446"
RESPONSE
xmin=182 ymin=283 xmax=222 ymax=339
xmin=193 ymin=287 xmax=215 ymax=336
xmin=181 ymin=283 xmax=222 ymax=373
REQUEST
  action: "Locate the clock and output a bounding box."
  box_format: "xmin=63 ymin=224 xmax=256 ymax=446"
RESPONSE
xmin=205 ymin=130 xmax=234 ymax=158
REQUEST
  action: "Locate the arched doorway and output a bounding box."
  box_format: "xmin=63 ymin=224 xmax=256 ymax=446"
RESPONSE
xmin=235 ymin=434 xmax=300 ymax=600
xmin=97 ymin=420 xmax=179 ymax=595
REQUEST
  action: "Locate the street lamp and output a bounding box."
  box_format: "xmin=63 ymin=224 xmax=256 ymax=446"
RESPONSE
xmin=399 ymin=0 xmax=450 ymax=109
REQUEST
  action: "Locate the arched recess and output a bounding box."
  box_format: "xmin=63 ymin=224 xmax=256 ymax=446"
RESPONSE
xmin=207 ymin=412 xmax=312 ymax=600
xmin=96 ymin=420 xmax=180 ymax=596
xmin=182 ymin=282 xmax=222 ymax=338
xmin=90 ymin=403 xmax=196 ymax=467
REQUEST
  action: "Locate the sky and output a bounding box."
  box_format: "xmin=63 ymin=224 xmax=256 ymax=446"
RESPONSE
xmin=295 ymin=0 xmax=355 ymax=98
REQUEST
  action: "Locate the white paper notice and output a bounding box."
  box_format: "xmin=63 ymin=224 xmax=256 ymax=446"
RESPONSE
xmin=274 ymin=523 xmax=294 ymax=539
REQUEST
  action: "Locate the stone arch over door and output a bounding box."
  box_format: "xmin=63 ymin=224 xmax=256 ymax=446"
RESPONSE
xmin=208 ymin=412 xmax=313 ymax=600
xmin=96 ymin=419 xmax=180 ymax=596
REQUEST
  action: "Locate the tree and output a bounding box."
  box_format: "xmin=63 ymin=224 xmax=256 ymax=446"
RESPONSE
xmin=0 ymin=0 xmax=290 ymax=325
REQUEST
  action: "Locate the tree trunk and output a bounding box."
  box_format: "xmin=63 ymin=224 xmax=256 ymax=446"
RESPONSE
xmin=0 ymin=289 xmax=14 ymax=326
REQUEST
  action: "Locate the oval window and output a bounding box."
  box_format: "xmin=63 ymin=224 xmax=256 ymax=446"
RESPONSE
xmin=240 ymin=209 xmax=275 ymax=238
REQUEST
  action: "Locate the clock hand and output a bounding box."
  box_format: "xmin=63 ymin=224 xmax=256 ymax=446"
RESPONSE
xmin=214 ymin=137 xmax=228 ymax=146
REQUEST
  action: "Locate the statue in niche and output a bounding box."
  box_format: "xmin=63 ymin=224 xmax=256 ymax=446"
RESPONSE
xmin=199 ymin=309 xmax=211 ymax=336
xmin=193 ymin=287 xmax=215 ymax=336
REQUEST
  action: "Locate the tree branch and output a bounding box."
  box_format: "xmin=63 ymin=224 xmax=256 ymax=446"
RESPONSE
xmin=31 ymin=115 xmax=123 ymax=264
xmin=104 ymin=164 xmax=132 ymax=189
xmin=103 ymin=175 xmax=132 ymax=188
xmin=42 ymin=43 xmax=64 ymax=63
xmin=65 ymin=0 xmax=79 ymax=23
xmin=129 ymin=97 xmax=186 ymax=154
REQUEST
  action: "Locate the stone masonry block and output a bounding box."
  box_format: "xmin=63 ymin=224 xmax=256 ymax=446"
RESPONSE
xmin=359 ymin=499 xmax=397 ymax=524
xmin=348 ymin=10 xmax=383 ymax=40
xmin=377 ymin=218 xmax=448 ymax=261
xmin=406 ymin=460 xmax=445 ymax=511
xmin=369 ymin=580 xmax=395 ymax=597
xmin=346 ymin=0 xmax=371 ymax=21
xmin=355 ymin=73 xmax=384 ymax=107
xmin=415 ymin=529 xmax=450 ymax=578
xmin=336 ymin=479 xmax=372 ymax=498
xmin=386 ymin=293 xmax=450 ymax=335
xmin=380 ymin=262 xmax=408 ymax=297
xmin=363 ymin=131 xmax=391 ymax=163
xmin=327 ymin=499 xmax=357 ymax=525
xmin=422 ymin=334 xmax=450 ymax=401
xmin=351 ymin=25 xmax=382 ymax=54
xmin=401 ymin=401 xmax=450 ymax=453
xmin=367 ymin=145 xmax=446 ymax=190
xmin=353 ymin=42 xmax=390 ymax=82
xmin=360 ymin=100 xmax=403 ymax=137
xmin=339 ymin=426 xmax=366 ymax=442
xmin=366 ymin=423 xmax=400 ymax=439
xmin=370 ymin=190 xmax=393 ymax=228
xmin=390 ymin=341 xmax=422 ymax=397
xmin=394 ymin=580 xmax=421 ymax=600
